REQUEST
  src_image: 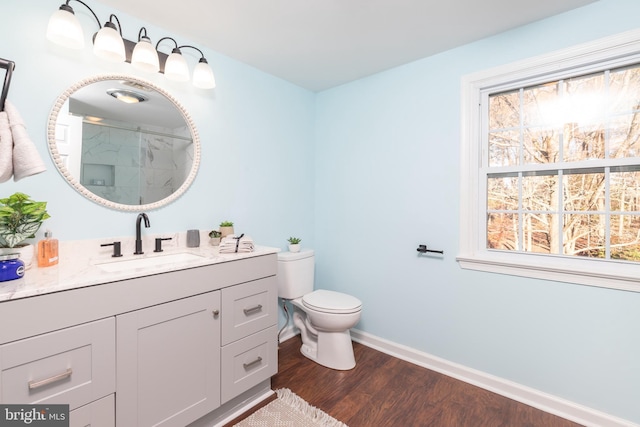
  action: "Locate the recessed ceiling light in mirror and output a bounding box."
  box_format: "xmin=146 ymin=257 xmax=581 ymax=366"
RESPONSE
xmin=107 ymin=89 xmax=147 ymax=104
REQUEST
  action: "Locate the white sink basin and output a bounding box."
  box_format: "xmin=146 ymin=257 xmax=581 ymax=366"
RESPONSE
xmin=94 ymin=252 xmax=206 ymax=272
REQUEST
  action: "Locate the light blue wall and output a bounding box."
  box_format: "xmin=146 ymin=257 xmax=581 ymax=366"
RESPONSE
xmin=1 ymin=0 xmax=315 ymax=249
xmin=4 ymin=0 xmax=640 ymax=423
xmin=315 ymin=0 xmax=640 ymax=423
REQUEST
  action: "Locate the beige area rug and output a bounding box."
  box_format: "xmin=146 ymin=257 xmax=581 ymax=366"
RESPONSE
xmin=234 ymin=388 xmax=348 ymax=427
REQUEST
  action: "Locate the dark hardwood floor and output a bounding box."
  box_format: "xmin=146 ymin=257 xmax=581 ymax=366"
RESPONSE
xmin=228 ymin=335 xmax=584 ymax=427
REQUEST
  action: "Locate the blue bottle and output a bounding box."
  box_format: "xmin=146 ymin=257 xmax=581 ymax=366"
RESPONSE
xmin=0 ymin=253 xmax=25 ymax=282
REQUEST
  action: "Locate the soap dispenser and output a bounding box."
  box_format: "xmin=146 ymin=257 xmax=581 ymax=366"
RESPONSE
xmin=37 ymin=230 xmax=59 ymax=267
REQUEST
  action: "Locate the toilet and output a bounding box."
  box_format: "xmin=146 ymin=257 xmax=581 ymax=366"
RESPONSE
xmin=277 ymin=249 xmax=362 ymax=370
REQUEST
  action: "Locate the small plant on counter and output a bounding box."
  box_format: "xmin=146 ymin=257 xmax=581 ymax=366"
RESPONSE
xmin=208 ymin=229 xmax=222 ymax=246
xmin=0 ymin=192 xmax=50 ymax=248
xmin=219 ymin=221 xmax=235 ymax=239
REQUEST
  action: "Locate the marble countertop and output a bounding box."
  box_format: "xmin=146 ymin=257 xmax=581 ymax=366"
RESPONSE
xmin=0 ymin=233 xmax=279 ymax=303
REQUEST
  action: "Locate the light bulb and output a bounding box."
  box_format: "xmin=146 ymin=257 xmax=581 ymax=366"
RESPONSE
xmin=46 ymin=5 xmax=84 ymax=49
xmin=132 ymin=37 xmax=160 ymax=73
xmin=192 ymin=59 xmax=216 ymax=89
xmin=164 ymin=50 xmax=189 ymax=82
xmin=93 ymin=23 xmax=125 ymax=62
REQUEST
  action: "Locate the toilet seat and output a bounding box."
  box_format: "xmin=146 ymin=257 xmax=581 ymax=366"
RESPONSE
xmin=302 ymin=289 xmax=362 ymax=314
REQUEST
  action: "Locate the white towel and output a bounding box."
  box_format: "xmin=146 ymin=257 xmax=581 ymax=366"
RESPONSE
xmin=4 ymin=100 xmax=46 ymax=181
xmin=219 ymin=234 xmax=255 ymax=253
xmin=0 ymin=110 xmax=12 ymax=182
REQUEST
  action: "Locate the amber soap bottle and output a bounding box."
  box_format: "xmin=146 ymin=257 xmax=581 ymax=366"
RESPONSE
xmin=37 ymin=230 xmax=59 ymax=267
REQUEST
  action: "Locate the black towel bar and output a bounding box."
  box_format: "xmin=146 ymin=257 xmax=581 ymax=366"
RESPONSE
xmin=417 ymin=244 xmax=444 ymax=255
xmin=0 ymin=58 xmax=16 ymax=112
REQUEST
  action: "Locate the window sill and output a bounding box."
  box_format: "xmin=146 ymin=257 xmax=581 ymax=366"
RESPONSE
xmin=456 ymin=252 xmax=640 ymax=293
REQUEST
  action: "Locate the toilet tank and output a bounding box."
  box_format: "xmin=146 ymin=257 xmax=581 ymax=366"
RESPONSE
xmin=277 ymin=249 xmax=315 ymax=299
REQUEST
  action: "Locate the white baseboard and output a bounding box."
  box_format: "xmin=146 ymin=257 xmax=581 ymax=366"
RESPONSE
xmin=212 ymin=388 xmax=274 ymax=427
xmin=349 ymin=329 xmax=637 ymax=427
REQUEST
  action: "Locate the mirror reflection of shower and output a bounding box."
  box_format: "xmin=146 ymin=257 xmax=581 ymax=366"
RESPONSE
xmin=77 ymin=118 xmax=192 ymax=205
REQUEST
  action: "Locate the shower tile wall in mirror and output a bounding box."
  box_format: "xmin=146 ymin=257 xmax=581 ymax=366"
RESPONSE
xmin=80 ymin=120 xmax=192 ymax=205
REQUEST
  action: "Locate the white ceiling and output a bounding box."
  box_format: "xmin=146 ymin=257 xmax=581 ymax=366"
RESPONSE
xmin=97 ymin=0 xmax=597 ymax=92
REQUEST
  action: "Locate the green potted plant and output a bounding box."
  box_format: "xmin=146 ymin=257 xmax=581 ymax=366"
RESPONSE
xmin=287 ymin=237 xmax=301 ymax=253
xmin=208 ymin=230 xmax=222 ymax=246
xmin=219 ymin=221 xmax=234 ymax=238
xmin=0 ymin=192 xmax=51 ymax=268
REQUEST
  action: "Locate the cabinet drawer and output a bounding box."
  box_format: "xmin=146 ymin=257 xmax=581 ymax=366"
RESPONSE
xmin=221 ymin=277 xmax=277 ymax=345
xmin=221 ymin=325 xmax=277 ymax=404
xmin=0 ymin=318 xmax=115 ymax=409
xmin=70 ymin=394 xmax=114 ymax=427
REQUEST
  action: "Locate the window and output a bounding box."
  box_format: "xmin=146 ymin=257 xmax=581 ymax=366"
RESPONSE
xmin=459 ymin=30 xmax=640 ymax=292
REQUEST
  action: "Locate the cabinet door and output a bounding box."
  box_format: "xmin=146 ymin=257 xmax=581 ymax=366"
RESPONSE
xmin=116 ymin=291 xmax=221 ymax=427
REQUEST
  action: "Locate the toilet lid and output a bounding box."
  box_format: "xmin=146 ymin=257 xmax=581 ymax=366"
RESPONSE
xmin=302 ymin=290 xmax=362 ymax=314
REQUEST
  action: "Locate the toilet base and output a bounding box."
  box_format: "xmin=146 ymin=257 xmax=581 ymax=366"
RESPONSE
xmin=290 ymin=300 xmax=359 ymax=371
xmin=299 ymin=329 xmax=356 ymax=371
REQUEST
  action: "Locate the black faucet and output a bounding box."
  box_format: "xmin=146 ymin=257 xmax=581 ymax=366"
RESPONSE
xmin=134 ymin=213 xmax=150 ymax=255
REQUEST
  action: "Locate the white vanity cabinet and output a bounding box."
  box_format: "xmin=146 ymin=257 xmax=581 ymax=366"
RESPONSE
xmin=0 ymin=252 xmax=278 ymax=427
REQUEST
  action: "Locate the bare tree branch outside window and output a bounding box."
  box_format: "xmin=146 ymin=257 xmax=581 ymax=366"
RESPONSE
xmin=486 ymin=65 xmax=640 ymax=261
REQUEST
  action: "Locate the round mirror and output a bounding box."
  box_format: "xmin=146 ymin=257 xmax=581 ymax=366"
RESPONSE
xmin=47 ymin=74 xmax=200 ymax=211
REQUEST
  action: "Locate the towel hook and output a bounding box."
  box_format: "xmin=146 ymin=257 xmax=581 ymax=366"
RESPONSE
xmin=0 ymin=58 xmax=15 ymax=112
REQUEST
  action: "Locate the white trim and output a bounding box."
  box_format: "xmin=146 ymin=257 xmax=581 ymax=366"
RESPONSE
xmin=212 ymin=389 xmax=274 ymax=427
xmin=459 ymin=29 xmax=640 ymax=292
xmin=350 ymin=329 xmax=638 ymax=427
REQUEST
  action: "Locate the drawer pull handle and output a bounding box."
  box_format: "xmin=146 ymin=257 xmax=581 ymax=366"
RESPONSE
xmin=28 ymin=368 xmax=73 ymax=390
xmin=212 ymin=309 xmax=220 ymax=317
xmin=243 ymin=304 xmax=263 ymax=315
xmin=243 ymin=357 xmax=263 ymax=369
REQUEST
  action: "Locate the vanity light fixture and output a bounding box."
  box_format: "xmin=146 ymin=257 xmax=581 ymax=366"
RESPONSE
xmin=46 ymin=0 xmax=216 ymax=89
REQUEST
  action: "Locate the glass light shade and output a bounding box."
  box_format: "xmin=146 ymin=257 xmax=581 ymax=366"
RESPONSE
xmin=46 ymin=8 xmax=84 ymax=49
xmin=192 ymin=61 xmax=216 ymax=89
xmin=164 ymin=52 xmax=190 ymax=82
xmin=93 ymin=25 xmax=126 ymax=62
xmin=131 ymin=39 xmax=160 ymax=73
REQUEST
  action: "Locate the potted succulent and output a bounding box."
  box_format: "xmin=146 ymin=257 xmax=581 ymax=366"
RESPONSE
xmin=208 ymin=230 xmax=222 ymax=246
xmin=219 ymin=221 xmax=234 ymax=238
xmin=0 ymin=192 xmax=51 ymax=269
xmin=287 ymin=237 xmax=301 ymax=253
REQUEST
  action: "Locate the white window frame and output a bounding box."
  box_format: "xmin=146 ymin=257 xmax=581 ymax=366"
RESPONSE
xmin=458 ymin=29 xmax=640 ymax=293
